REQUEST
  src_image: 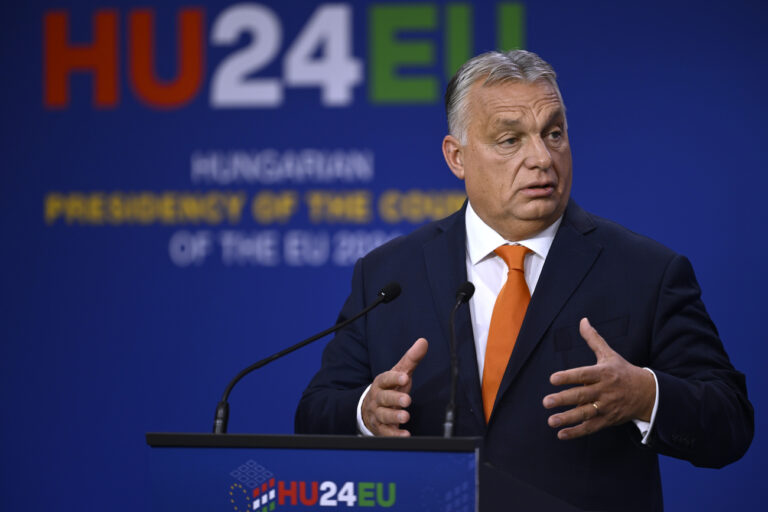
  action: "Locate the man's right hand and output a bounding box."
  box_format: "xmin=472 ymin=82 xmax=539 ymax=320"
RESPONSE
xmin=361 ymin=338 xmax=428 ymax=436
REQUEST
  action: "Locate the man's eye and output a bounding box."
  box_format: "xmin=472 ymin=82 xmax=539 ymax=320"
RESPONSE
xmin=547 ymin=130 xmax=563 ymax=140
xmin=502 ymin=137 xmax=518 ymax=145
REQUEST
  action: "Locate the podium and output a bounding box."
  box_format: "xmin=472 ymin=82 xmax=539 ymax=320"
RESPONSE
xmin=147 ymin=433 xmax=480 ymax=511
xmin=147 ymin=433 xmax=582 ymax=511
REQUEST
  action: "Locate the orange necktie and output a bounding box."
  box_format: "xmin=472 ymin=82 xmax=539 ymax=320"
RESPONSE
xmin=482 ymin=244 xmax=532 ymax=422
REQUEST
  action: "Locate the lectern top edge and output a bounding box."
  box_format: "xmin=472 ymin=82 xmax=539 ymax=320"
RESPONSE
xmin=146 ymin=432 xmax=481 ymax=452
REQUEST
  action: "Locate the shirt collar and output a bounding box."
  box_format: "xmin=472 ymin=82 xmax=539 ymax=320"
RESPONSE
xmin=465 ymin=201 xmax=562 ymax=265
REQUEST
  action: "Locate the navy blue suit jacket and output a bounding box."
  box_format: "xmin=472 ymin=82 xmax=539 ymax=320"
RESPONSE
xmin=295 ymin=201 xmax=753 ymax=511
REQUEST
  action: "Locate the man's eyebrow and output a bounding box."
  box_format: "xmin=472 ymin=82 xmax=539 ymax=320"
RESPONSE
xmin=494 ymin=117 xmax=524 ymax=129
xmin=493 ymin=109 xmax=566 ymax=130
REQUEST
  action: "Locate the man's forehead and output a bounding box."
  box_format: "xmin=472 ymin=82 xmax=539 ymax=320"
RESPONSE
xmin=470 ymin=80 xmax=564 ymax=125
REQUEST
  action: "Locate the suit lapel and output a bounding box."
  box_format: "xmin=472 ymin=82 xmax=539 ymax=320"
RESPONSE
xmin=423 ymin=205 xmax=486 ymax=430
xmin=492 ymin=201 xmax=602 ymax=416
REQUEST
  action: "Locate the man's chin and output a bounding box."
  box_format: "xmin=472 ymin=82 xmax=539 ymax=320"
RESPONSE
xmin=515 ymin=199 xmax=563 ymax=223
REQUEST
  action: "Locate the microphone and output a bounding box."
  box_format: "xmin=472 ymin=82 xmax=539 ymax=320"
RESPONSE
xmin=213 ymin=282 xmax=402 ymax=434
xmin=444 ymin=281 xmax=475 ymax=437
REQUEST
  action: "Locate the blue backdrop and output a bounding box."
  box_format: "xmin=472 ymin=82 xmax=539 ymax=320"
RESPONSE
xmin=1 ymin=0 xmax=766 ymax=510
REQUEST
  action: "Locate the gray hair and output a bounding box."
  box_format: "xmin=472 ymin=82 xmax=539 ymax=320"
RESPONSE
xmin=445 ymin=50 xmax=565 ymax=143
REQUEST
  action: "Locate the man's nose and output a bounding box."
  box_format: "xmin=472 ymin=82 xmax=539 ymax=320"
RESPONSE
xmin=524 ymin=136 xmax=553 ymax=169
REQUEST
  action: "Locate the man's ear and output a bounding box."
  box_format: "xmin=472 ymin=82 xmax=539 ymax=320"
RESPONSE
xmin=442 ymin=135 xmax=465 ymax=180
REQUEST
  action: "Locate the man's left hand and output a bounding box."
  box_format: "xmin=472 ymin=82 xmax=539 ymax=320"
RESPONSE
xmin=542 ymin=317 xmax=656 ymax=440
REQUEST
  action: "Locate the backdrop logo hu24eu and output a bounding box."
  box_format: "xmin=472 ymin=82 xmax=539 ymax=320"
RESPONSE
xmin=42 ymin=3 xmax=525 ymax=109
xmin=228 ymin=460 xmax=396 ymax=509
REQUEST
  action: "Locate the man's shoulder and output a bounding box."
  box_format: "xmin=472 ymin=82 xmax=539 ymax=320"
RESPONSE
xmin=360 ymin=206 xmax=464 ymax=266
xmin=568 ymin=202 xmax=680 ymax=262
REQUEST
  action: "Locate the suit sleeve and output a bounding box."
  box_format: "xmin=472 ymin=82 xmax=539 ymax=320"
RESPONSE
xmin=294 ymin=258 xmax=373 ymax=434
xmin=646 ymin=254 xmax=753 ymax=467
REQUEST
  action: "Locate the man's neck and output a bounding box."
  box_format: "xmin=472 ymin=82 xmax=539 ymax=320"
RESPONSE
xmin=470 ymin=205 xmax=564 ymax=242
xmin=465 ymin=202 xmax=562 ymax=265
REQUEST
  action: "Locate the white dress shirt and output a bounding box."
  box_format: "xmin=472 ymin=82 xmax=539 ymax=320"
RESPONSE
xmin=358 ymin=202 xmax=657 ymax=442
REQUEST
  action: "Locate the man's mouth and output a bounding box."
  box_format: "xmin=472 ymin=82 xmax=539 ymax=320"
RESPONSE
xmin=521 ymin=182 xmax=556 ymax=197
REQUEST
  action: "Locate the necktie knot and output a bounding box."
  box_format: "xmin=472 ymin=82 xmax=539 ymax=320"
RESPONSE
xmin=494 ymin=244 xmax=530 ymax=272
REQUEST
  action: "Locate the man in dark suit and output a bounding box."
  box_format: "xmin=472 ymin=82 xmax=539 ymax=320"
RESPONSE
xmin=295 ymin=50 xmax=753 ymax=511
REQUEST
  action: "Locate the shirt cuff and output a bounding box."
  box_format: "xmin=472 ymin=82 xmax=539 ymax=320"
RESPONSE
xmin=632 ymin=367 xmax=659 ymax=444
xmin=356 ymin=384 xmax=374 ymax=436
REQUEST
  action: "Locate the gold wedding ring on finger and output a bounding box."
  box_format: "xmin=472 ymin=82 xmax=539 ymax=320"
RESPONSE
xmin=592 ymin=401 xmax=600 ymax=415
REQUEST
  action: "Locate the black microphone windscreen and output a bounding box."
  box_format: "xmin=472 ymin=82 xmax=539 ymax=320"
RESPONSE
xmin=456 ymin=281 xmax=475 ymax=303
xmin=378 ymin=282 xmax=402 ymax=303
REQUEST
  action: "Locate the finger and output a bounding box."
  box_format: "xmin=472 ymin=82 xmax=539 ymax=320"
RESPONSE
xmin=542 ymin=385 xmax=598 ymax=409
xmin=549 ymin=365 xmax=601 ymax=386
xmin=556 ymin=417 xmax=606 ymax=440
xmin=375 ymin=389 xmax=411 ymax=408
xmin=374 ymin=370 xmax=409 ymax=390
xmin=362 ymin=405 xmax=410 ymax=437
xmin=547 ymin=403 xmax=600 ymax=429
xmin=363 ymin=404 xmax=405 ymax=434
xmin=392 ymin=338 xmax=429 ymax=376
xmin=579 ymin=317 xmax=612 ymax=360
xmin=374 ymin=423 xmax=412 ymax=437
xmin=375 ymin=406 xmax=410 ymax=427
